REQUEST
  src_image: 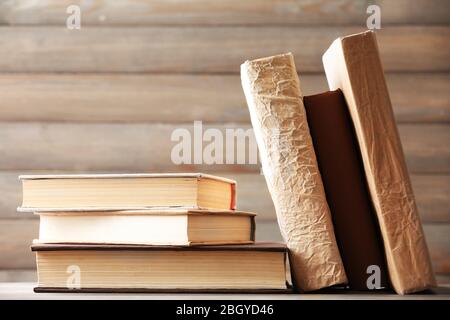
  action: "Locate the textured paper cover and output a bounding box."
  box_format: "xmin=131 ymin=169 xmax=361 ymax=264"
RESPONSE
xmin=241 ymin=53 xmax=347 ymax=291
xmin=322 ymin=31 xmax=436 ymax=294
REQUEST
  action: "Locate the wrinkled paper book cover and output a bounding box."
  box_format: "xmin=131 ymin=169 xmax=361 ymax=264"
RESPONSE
xmin=323 ymin=30 xmax=436 ymax=294
xmin=241 ymin=53 xmax=347 ymax=291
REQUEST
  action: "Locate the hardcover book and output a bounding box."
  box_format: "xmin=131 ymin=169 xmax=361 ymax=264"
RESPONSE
xmin=241 ymin=53 xmax=347 ymax=291
xmin=323 ymin=31 xmax=436 ymax=294
xmin=304 ymin=89 xmax=389 ymax=290
xmin=19 ymin=173 xmax=236 ymax=211
xmin=34 ymin=209 xmax=255 ymax=246
xmin=32 ymin=243 xmax=290 ymax=293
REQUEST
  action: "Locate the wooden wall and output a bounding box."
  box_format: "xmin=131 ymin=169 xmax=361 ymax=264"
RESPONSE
xmin=0 ymin=0 xmax=449 ymax=283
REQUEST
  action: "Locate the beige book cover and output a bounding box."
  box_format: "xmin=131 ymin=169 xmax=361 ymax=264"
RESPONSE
xmin=323 ymin=30 xmax=436 ymax=294
xmin=241 ymin=53 xmax=347 ymax=291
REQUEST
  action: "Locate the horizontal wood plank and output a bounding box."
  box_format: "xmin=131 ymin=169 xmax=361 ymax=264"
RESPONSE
xmin=0 ymin=123 xmax=447 ymax=173
xmin=8 ymin=171 xmax=449 ymax=223
xmin=0 ymin=26 xmax=448 ymax=73
xmin=0 ymin=219 xmax=38 ymax=269
xmin=0 ymin=270 xmax=36 ymax=282
xmin=0 ymin=73 xmax=448 ymax=123
xmin=0 ymin=0 xmax=448 ymax=26
xmin=1 ymin=219 xmax=448 ymax=274
xmin=423 ymin=224 xmax=450 ymax=275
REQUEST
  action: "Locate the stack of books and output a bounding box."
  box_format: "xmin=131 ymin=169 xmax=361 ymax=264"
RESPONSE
xmin=19 ymin=173 xmax=290 ymax=293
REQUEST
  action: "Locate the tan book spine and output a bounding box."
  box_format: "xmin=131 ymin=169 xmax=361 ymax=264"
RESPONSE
xmin=241 ymin=53 xmax=347 ymax=291
xmin=322 ymin=31 xmax=436 ymax=294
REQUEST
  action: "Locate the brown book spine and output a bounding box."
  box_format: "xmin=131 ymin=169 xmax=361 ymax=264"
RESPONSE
xmin=304 ymin=89 xmax=389 ymax=290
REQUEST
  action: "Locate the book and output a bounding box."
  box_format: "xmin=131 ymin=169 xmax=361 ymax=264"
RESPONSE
xmin=241 ymin=53 xmax=347 ymax=291
xmin=323 ymin=30 xmax=436 ymax=294
xmin=19 ymin=173 xmax=236 ymax=211
xmin=34 ymin=209 xmax=255 ymax=246
xmin=32 ymin=243 xmax=290 ymax=292
xmin=304 ymin=89 xmax=389 ymax=290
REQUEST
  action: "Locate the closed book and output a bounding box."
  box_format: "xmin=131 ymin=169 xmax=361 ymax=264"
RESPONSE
xmin=241 ymin=53 xmax=347 ymax=291
xmin=304 ymin=89 xmax=389 ymax=290
xmin=19 ymin=173 xmax=236 ymax=211
xmin=34 ymin=209 xmax=255 ymax=246
xmin=32 ymin=243 xmax=290 ymax=293
xmin=323 ymin=30 xmax=436 ymax=294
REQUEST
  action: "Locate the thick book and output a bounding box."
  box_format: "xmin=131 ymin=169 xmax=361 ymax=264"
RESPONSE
xmin=304 ymin=89 xmax=389 ymax=290
xmin=241 ymin=53 xmax=347 ymax=291
xmin=18 ymin=173 xmax=236 ymax=211
xmin=323 ymin=31 xmax=436 ymax=294
xmin=34 ymin=209 xmax=255 ymax=246
xmin=32 ymin=243 xmax=290 ymax=293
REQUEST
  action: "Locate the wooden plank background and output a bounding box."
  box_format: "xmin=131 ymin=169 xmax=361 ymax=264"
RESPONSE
xmin=0 ymin=0 xmax=449 ymax=26
xmin=0 ymin=26 xmax=448 ymax=73
xmin=0 ymin=73 xmax=448 ymax=123
xmin=0 ymin=0 xmax=448 ymax=283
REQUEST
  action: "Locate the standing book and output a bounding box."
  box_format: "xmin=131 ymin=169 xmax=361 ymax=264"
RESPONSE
xmin=241 ymin=53 xmax=347 ymax=291
xmin=323 ymin=30 xmax=436 ymax=294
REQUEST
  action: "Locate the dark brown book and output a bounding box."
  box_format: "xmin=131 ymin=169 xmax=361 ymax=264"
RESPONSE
xmin=304 ymin=89 xmax=389 ymax=290
xmin=32 ymin=243 xmax=291 ymax=293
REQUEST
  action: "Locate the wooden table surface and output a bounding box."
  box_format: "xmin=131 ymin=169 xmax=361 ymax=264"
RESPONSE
xmin=1 ymin=283 xmax=449 ymax=300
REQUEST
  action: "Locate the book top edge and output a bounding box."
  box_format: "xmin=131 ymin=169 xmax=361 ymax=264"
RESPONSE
xmin=31 ymin=242 xmax=287 ymax=252
xmin=241 ymin=52 xmax=293 ymax=67
xmin=29 ymin=209 xmax=256 ymax=217
xmin=18 ymin=173 xmax=236 ymax=184
xmin=338 ymin=30 xmax=375 ymax=43
xmin=18 ymin=206 xmax=248 ymax=213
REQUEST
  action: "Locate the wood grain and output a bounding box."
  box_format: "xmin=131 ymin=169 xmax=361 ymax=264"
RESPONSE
xmin=0 ymin=270 xmax=36 ymax=282
xmin=0 ymin=123 xmax=447 ymax=173
xmin=0 ymin=0 xmax=448 ymax=26
xmin=423 ymin=224 xmax=450 ymax=275
xmin=0 ymin=73 xmax=448 ymax=123
xmin=0 ymin=26 xmax=448 ymax=73
xmin=0 ymin=219 xmax=38 ymax=269
xmin=1 ymin=219 xmax=448 ymax=274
